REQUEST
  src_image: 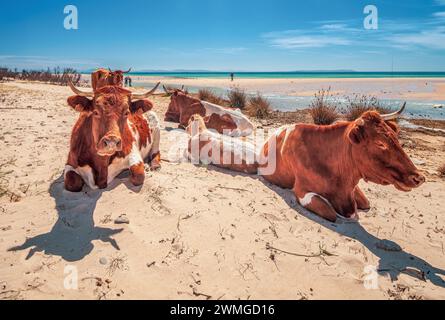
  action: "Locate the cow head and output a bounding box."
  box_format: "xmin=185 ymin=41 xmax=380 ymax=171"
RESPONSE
xmin=92 ymin=68 xmax=131 ymax=91
xmin=67 ymin=82 xmax=158 ymax=157
xmin=186 ymin=114 xmax=207 ymax=136
xmin=348 ymin=104 xmax=425 ymax=191
xmin=204 ymin=113 xmax=237 ymax=134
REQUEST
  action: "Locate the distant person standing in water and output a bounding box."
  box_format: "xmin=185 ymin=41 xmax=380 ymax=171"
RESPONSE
xmin=230 ymin=73 xmax=234 ymax=81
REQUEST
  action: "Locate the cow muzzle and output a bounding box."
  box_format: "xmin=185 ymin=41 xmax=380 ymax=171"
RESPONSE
xmin=98 ymin=135 xmax=122 ymax=156
xmin=395 ymin=172 xmax=425 ymax=191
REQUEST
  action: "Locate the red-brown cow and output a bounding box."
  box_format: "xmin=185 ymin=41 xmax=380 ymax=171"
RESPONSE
xmin=185 ymin=114 xmax=258 ymax=174
xmin=64 ymin=82 xmax=161 ymax=191
xmin=164 ymin=87 xmax=254 ymax=137
xmin=91 ymin=68 xmax=130 ymax=91
xmin=258 ymin=104 xmax=425 ymax=222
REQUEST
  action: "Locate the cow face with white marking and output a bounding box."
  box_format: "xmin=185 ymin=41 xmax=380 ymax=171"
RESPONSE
xmin=67 ymin=86 xmax=152 ymax=157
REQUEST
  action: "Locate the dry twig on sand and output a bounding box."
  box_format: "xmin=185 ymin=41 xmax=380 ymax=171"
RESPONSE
xmin=266 ymin=243 xmax=337 ymax=258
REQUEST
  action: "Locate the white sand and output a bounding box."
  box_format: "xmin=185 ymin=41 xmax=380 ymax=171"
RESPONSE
xmin=126 ymin=76 xmax=445 ymax=101
xmin=0 ymin=81 xmax=444 ymax=300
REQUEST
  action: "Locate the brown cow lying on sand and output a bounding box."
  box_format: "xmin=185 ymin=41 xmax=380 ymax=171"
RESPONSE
xmin=258 ymin=103 xmax=425 ymax=222
xmin=164 ymin=87 xmax=254 ymax=137
xmin=186 ymin=114 xmax=258 ymax=174
xmin=64 ymin=82 xmax=161 ymax=191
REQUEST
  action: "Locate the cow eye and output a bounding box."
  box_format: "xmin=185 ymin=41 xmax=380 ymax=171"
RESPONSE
xmin=376 ymin=141 xmax=387 ymax=150
xmin=124 ymin=110 xmax=130 ymax=117
xmin=92 ymin=110 xmax=100 ymax=117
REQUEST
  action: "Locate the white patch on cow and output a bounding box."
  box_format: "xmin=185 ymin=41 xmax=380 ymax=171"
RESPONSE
xmin=65 ymin=111 xmax=161 ymax=190
xmin=275 ymin=125 xmax=295 ymax=155
xmin=299 ymin=192 xmax=335 ymax=211
xmin=200 ymin=100 xmax=254 ymax=137
xmin=64 ymin=165 xmax=98 ymax=190
xmin=189 ymin=128 xmax=258 ymax=166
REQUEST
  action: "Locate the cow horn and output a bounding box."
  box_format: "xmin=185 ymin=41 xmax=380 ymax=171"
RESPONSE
xmin=380 ymin=102 xmax=406 ymax=121
xmin=131 ymin=82 xmax=161 ymax=99
xmin=68 ymin=80 xmax=94 ymax=98
xmin=162 ymin=85 xmax=174 ymax=95
xmin=123 ymin=68 xmax=132 ymax=74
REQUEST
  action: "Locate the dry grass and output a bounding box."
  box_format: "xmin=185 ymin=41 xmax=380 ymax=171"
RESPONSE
xmin=198 ymin=88 xmax=226 ymax=106
xmin=438 ymin=163 xmax=445 ymax=177
xmin=309 ymin=88 xmax=340 ymax=125
xmin=0 ymin=67 xmax=81 ymax=85
xmin=0 ymin=159 xmax=21 ymax=202
xmin=343 ymin=94 xmax=393 ymax=121
xmin=246 ymin=93 xmax=271 ymax=119
xmin=227 ymin=87 xmax=247 ymax=109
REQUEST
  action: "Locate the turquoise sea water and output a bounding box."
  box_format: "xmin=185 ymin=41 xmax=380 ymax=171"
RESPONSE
xmin=134 ymin=80 xmax=445 ymax=120
xmin=129 ymin=71 xmax=445 ymax=79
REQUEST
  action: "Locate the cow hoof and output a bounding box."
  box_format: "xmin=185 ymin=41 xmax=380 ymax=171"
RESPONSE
xmin=150 ymin=163 xmax=161 ymax=171
xmin=130 ymin=174 xmax=145 ymax=186
xmin=336 ymin=213 xmax=360 ymax=223
xmin=64 ymin=171 xmax=84 ymax=192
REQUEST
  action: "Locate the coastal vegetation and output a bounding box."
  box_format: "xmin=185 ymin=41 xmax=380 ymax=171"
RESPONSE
xmin=197 ymin=88 xmax=226 ymax=106
xmin=246 ymin=93 xmax=271 ymax=119
xmin=228 ymin=87 xmax=247 ymax=109
xmin=309 ymin=88 xmax=340 ymax=125
xmin=343 ymin=94 xmax=393 ymax=121
xmin=0 ymin=67 xmax=81 ymax=85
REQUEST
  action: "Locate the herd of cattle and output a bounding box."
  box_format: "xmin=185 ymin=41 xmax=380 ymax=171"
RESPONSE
xmin=64 ymin=68 xmax=425 ymax=222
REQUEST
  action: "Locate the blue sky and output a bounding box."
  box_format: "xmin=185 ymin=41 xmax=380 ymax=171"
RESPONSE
xmin=0 ymin=0 xmax=444 ymax=71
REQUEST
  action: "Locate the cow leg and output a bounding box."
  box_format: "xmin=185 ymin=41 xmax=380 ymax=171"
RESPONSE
xmin=295 ymin=188 xmax=337 ymax=222
xmin=354 ymin=187 xmax=370 ymax=211
xmin=64 ymin=171 xmax=84 ymax=192
xmin=130 ymin=162 xmax=145 ymax=186
xmin=148 ymin=113 xmax=161 ymax=171
xmin=149 ymin=152 xmax=161 ymax=171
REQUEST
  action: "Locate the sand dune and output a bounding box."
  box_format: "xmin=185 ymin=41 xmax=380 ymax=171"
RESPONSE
xmin=0 ymin=81 xmax=444 ymax=300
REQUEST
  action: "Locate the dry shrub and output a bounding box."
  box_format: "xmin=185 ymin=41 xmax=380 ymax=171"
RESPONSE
xmin=227 ymin=87 xmax=247 ymax=109
xmin=246 ymin=93 xmax=271 ymax=119
xmin=198 ymin=88 xmax=225 ymax=105
xmin=438 ymin=163 xmax=445 ymax=177
xmin=0 ymin=67 xmax=81 ymax=85
xmin=309 ymin=88 xmax=340 ymax=125
xmin=344 ymin=94 xmax=393 ymax=121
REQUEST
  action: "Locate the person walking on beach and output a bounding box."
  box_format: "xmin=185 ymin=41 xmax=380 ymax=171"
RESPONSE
xmin=230 ymin=73 xmax=234 ymax=82
xmin=128 ymin=77 xmax=132 ymax=87
xmin=124 ymin=77 xmax=129 ymax=87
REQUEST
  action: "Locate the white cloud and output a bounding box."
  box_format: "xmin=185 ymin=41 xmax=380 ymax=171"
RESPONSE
xmin=433 ymin=11 xmax=445 ymax=17
xmin=389 ymin=28 xmax=445 ymax=50
xmin=263 ymin=17 xmax=445 ymax=52
xmin=269 ymin=35 xmax=351 ymax=49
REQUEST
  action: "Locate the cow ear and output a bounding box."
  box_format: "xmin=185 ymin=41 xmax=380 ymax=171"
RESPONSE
xmin=385 ymin=120 xmax=400 ymax=134
xmin=348 ymin=120 xmax=365 ymax=144
xmin=67 ymin=96 xmax=93 ymax=112
xmin=130 ymin=99 xmax=153 ymax=114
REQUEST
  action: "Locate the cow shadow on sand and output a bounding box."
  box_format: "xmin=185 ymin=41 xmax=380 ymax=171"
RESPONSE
xmin=8 ymin=173 xmax=141 ymax=262
xmin=206 ymin=165 xmax=445 ymax=289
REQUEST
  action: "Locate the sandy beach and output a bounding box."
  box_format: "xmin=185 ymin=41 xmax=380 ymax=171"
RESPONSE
xmin=127 ymin=76 xmax=445 ymax=102
xmin=1 ymin=80 xmax=445 ymax=300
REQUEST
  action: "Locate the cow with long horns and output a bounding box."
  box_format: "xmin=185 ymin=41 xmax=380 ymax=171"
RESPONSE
xmin=91 ymin=68 xmax=131 ymax=91
xmin=163 ymin=86 xmax=254 ymax=137
xmin=64 ymin=81 xmax=162 ymax=191
xmin=258 ymin=103 xmax=426 ymax=222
